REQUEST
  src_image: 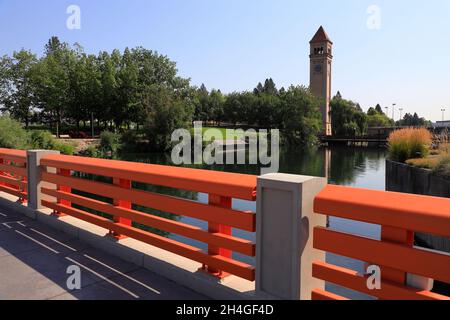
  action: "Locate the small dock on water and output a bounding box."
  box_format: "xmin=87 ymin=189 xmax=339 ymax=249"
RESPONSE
xmin=320 ymin=136 xmax=388 ymax=147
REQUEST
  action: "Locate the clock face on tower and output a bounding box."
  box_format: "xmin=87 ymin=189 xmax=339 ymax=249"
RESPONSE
xmin=314 ymin=64 xmax=323 ymax=73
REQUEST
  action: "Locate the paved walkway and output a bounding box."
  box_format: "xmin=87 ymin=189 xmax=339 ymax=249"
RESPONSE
xmin=0 ymin=202 xmax=207 ymax=300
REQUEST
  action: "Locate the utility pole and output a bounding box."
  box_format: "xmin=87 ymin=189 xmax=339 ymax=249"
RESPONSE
xmin=91 ymin=112 xmax=95 ymax=138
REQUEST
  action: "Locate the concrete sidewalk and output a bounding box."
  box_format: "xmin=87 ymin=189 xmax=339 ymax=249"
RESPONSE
xmin=0 ymin=202 xmax=208 ymax=300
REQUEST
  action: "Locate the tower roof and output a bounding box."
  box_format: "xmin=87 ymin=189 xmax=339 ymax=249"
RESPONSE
xmin=310 ymin=26 xmax=333 ymax=44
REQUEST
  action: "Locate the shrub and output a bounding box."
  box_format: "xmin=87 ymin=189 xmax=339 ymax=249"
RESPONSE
xmin=98 ymin=131 xmax=121 ymax=158
xmin=0 ymin=115 xmax=29 ymax=149
xmin=53 ymin=142 xmax=75 ymax=155
xmin=28 ymin=130 xmax=74 ymax=155
xmin=433 ymin=154 xmax=450 ymax=177
xmin=82 ymin=145 xmax=99 ymax=158
xmin=28 ymin=130 xmax=55 ymax=150
xmin=406 ymin=157 xmax=439 ymax=169
xmin=0 ymin=116 xmax=74 ymax=154
xmin=388 ymin=128 xmax=432 ymax=163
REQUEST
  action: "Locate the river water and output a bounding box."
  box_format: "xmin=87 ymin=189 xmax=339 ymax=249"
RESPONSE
xmin=119 ymin=145 xmax=388 ymax=299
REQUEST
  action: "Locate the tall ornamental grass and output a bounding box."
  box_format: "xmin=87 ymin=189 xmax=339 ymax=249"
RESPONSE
xmin=433 ymin=154 xmax=450 ymax=177
xmin=388 ymin=128 xmax=432 ymax=163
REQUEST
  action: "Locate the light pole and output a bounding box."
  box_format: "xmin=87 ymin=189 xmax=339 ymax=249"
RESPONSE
xmin=399 ymin=108 xmax=404 ymax=122
xmin=385 ymin=107 xmax=389 ymax=117
xmin=392 ymin=103 xmax=397 ymax=121
xmin=442 ymin=109 xmax=446 ymax=122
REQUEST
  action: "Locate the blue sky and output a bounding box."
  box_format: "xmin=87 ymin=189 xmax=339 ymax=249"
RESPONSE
xmin=1 ymin=0 xmax=449 ymax=121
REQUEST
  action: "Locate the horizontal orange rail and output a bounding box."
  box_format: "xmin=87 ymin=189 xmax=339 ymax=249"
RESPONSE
xmin=315 ymin=185 xmax=450 ymax=237
xmin=0 ymin=185 xmax=27 ymax=200
xmin=41 ymin=188 xmax=255 ymax=256
xmin=0 ymin=164 xmax=27 ymax=176
xmin=37 ymin=153 xmax=257 ymax=281
xmin=0 ymin=175 xmax=27 ymax=189
xmin=0 ymin=148 xmax=27 ymax=163
xmin=0 ymin=149 xmax=27 ymax=201
xmin=41 ymin=172 xmax=255 ymax=231
xmin=42 ymin=200 xmax=255 ymax=281
xmin=40 ymin=154 xmax=257 ymax=200
xmin=314 ymin=227 xmax=450 ymax=284
xmin=312 ymin=184 xmax=450 ymax=300
xmin=313 ymin=261 xmax=449 ymax=300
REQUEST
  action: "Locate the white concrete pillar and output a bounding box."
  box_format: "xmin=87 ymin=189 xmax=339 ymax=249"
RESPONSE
xmin=256 ymin=173 xmax=327 ymax=300
xmin=27 ymin=150 xmax=60 ymax=211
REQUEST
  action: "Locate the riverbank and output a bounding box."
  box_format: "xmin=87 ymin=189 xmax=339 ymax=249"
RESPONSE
xmin=56 ymin=138 xmax=100 ymax=154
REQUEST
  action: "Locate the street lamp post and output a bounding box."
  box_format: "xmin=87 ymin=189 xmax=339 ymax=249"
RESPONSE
xmin=392 ymin=103 xmax=397 ymax=121
xmin=441 ymin=109 xmax=446 ymax=122
xmin=399 ymin=108 xmax=404 ymax=122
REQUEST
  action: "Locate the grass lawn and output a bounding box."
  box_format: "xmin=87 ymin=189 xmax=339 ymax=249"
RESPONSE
xmin=189 ymin=127 xmax=268 ymax=142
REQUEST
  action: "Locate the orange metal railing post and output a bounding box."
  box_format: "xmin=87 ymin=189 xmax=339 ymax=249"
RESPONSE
xmin=53 ymin=168 xmax=71 ymax=217
xmin=380 ymin=226 xmax=414 ymax=286
xmin=18 ymin=163 xmax=27 ymax=204
xmin=202 ymin=194 xmax=233 ymax=278
xmin=0 ymin=157 xmax=4 ymax=187
xmin=4 ymin=160 xmax=14 ymax=189
xmin=109 ymin=178 xmax=132 ymax=240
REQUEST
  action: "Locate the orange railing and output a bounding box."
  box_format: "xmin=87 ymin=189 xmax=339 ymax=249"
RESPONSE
xmin=0 ymin=149 xmax=27 ymax=202
xmin=38 ymin=154 xmax=257 ymax=281
xmin=2 ymin=147 xmax=449 ymax=299
xmin=312 ymin=185 xmax=450 ymax=300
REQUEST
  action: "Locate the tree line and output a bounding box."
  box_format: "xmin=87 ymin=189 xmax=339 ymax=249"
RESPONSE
xmin=330 ymin=92 xmax=430 ymax=137
xmin=0 ymin=37 xmax=430 ymax=151
xmin=0 ymin=38 xmax=324 ymax=148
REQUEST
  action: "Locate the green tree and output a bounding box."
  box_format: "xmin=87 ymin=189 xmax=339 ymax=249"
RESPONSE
xmin=255 ymin=93 xmax=282 ymax=128
xmin=193 ymin=84 xmax=209 ymax=122
xmin=330 ymin=95 xmax=368 ymax=136
xmin=32 ymin=37 xmax=73 ymax=137
xmin=1 ymin=50 xmax=38 ymax=128
xmin=209 ymin=89 xmax=225 ymax=125
xmin=397 ymin=112 xmax=430 ymax=127
xmin=143 ymin=85 xmax=193 ymax=152
xmin=94 ymin=50 xmax=122 ymax=131
xmin=114 ymin=48 xmax=139 ymax=130
xmin=367 ymin=107 xmax=378 ymax=116
xmin=367 ymin=113 xmax=394 ymax=127
xmin=280 ymin=86 xmax=322 ymax=145
xmin=375 ymin=104 xmax=383 ymax=114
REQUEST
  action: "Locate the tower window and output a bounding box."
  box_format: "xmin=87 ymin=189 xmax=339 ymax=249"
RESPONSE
xmin=314 ymin=47 xmax=325 ymax=55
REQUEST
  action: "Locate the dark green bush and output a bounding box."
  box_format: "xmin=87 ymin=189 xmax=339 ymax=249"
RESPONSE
xmin=28 ymin=130 xmax=55 ymax=150
xmin=0 ymin=115 xmax=29 ymax=149
xmin=53 ymin=142 xmax=75 ymax=155
xmin=27 ymin=130 xmax=74 ymax=155
xmin=98 ymin=131 xmax=121 ymax=159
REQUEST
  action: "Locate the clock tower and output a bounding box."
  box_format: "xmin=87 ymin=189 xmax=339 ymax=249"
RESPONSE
xmin=310 ymin=26 xmax=333 ymax=136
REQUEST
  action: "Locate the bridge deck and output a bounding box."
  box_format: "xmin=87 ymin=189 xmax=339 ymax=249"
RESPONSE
xmin=0 ymin=202 xmax=207 ymax=300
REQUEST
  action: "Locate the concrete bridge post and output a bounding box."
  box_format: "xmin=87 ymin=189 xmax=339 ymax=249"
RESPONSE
xmin=26 ymin=150 xmax=61 ymax=212
xmin=256 ymin=174 xmax=327 ymax=300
